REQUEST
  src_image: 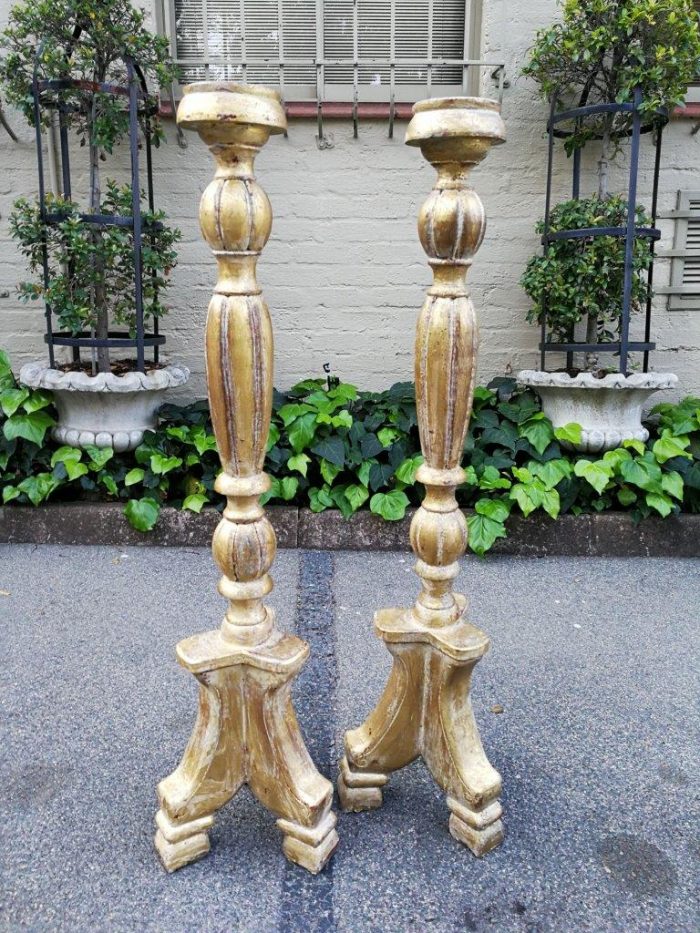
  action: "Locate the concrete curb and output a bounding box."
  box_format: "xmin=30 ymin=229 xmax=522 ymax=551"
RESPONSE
xmin=1 ymin=503 xmax=698 ymax=557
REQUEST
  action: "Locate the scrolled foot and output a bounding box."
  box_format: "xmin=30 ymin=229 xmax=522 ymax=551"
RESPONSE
xmin=337 ymin=756 xmax=388 ymax=812
xmin=277 ymin=810 xmax=339 ymax=874
xmin=154 ymin=808 xmax=214 ymax=873
xmin=447 ymin=796 xmax=504 ymax=857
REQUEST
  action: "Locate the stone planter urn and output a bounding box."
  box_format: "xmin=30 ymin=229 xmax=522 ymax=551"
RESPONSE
xmin=517 ymin=370 xmax=678 ymax=453
xmin=20 ymin=361 xmax=189 ymax=452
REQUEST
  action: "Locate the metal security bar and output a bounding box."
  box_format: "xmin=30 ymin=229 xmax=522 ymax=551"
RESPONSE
xmin=160 ymin=1 xmax=505 ymax=139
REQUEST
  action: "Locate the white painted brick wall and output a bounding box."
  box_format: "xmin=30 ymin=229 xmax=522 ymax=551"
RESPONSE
xmin=1 ymin=0 xmax=698 ymax=400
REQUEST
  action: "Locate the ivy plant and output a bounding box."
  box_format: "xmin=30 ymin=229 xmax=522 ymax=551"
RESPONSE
xmin=2 ymin=352 xmax=699 ymax=557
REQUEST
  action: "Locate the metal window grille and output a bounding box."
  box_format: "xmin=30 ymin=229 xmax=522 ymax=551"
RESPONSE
xmin=160 ymin=0 xmax=491 ymax=102
xmin=657 ymin=191 xmax=700 ymax=311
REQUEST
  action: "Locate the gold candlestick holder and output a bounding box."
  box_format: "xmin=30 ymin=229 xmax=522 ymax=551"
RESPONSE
xmin=337 ymin=97 xmax=507 ymax=857
xmin=154 ymin=83 xmax=338 ymax=875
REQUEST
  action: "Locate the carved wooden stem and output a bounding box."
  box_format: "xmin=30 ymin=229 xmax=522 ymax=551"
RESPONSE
xmin=338 ymin=98 xmax=507 ymax=857
xmin=154 ymin=83 xmax=337 ymax=874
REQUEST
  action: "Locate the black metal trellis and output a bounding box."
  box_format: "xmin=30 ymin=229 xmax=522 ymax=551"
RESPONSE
xmin=32 ymin=44 xmax=165 ymax=373
xmin=540 ymin=87 xmax=668 ymax=376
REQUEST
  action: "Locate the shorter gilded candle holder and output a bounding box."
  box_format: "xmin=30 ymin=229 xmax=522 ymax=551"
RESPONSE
xmin=154 ymin=83 xmax=338 ymax=875
xmin=337 ymin=97 xmax=507 ymax=856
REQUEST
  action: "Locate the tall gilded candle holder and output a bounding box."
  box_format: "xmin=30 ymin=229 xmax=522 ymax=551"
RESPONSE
xmin=337 ymin=97 xmax=506 ymax=856
xmin=154 ymin=83 xmax=338 ymax=874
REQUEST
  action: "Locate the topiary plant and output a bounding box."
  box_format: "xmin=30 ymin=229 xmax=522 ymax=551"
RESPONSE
xmin=523 ymin=0 xmax=700 ymax=197
xmin=521 ymin=195 xmax=654 ymax=364
xmin=0 ymin=0 xmax=179 ymax=373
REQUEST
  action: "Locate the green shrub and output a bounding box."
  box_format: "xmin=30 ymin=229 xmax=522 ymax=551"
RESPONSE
xmin=521 ymin=196 xmax=654 ymax=345
xmin=2 ymin=351 xmax=699 ymax=555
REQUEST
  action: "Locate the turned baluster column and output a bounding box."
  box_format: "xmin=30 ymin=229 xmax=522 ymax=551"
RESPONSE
xmin=154 ymin=83 xmax=338 ymax=875
xmin=338 ymin=97 xmax=507 ymax=856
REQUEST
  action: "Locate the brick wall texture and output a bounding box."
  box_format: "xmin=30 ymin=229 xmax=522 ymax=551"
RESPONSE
xmin=1 ymin=0 xmax=699 ymax=400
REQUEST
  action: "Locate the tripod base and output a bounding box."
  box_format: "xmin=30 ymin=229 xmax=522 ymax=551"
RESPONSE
xmin=155 ymin=623 xmax=338 ymax=874
xmin=338 ymin=601 xmax=504 ymax=857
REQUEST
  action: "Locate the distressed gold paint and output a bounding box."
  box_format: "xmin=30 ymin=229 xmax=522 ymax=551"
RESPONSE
xmin=154 ymin=83 xmax=338 ymax=876
xmin=338 ymin=97 xmax=507 ymax=859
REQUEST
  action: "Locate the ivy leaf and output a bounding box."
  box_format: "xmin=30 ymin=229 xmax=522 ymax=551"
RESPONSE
xmin=475 ymin=498 xmax=512 ymax=523
xmin=309 ymin=485 xmax=334 ymax=513
xmin=331 ymin=410 xmax=353 ymax=429
xmin=344 ymin=483 xmax=369 ymax=512
xmin=619 ymin=457 xmax=663 ymax=494
xmin=617 ymin=486 xmax=638 ymax=507
xmin=124 ymin=468 xmax=145 ymax=486
xmin=275 ymin=476 xmax=299 ymax=501
xmin=530 ymin=458 xmax=572 ymax=490
xmin=467 ymin=512 xmax=507 ymax=556
xmin=287 ymin=453 xmax=311 ymax=478
xmin=0 ymin=387 xmax=29 ymax=417
xmin=84 ymin=445 xmax=114 ymax=470
xmin=100 ymin=473 xmax=118 ymax=496
xmin=266 ymin=422 xmax=280 ymax=452
xmin=378 ymin=427 xmax=401 ymax=448
xmin=191 ymin=426 xmax=218 ymax=455
xmin=278 ymin=403 xmax=312 ymax=426
xmin=539 ymin=487 xmax=561 ymax=520
xmin=661 ymin=471 xmax=684 ymax=501
xmin=652 ymin=434 xmax=691 ymax=464
xmin=17 ymin=473 xmax=57 ymax=506
xmin=462 ymin=464 xmax=478 ymax=486
xmin=518 ymin=414 xmax=554 ymax=455
xmin=3 ymin=410 xmax=55 ymax=446
xmin=320 ymin=458 xmax=341 ymax=486
xmin=360 ymin=432 xmax=384 ymax=459
xmin=369 ymin=461 xmax=394 ymax=491
xmin=554 ymin=423 xmax=583 ymax=447
xmin=0 ymin=350 xmax=14 ymax=390
xmin=124 ymin=497 xmax=160 ymax=532
xmin=573 ymin=459 xmax=613 ymax=495
xmin=22 ymin=389 xmax=53 ymax=413
xmin=3 ymin=485 xmax=21 ymax=504
xmin=311 ymin=435 xmax=345 ymax=468
xmin=622 ymin=438 xmax=646 ymax=455
xmin=182 ymin=493 xmax=208 ymax=513
xmin=357 ymin=460 xmax=373 ymax=488
xmin=479 ymin=465 xmax=512 ymax=490
xmin=645 ymin=492 xmax=673 ymax=518
xmin=370 ymin=490 xmax=409 ymax=521
xmin=395 ymin=454 xmax=423 ymax=485
xmin=289 ymin=412 xmax=317 ymax=453
xmin=150 ymin=453 xmax=183 ymax=475
xmin=509 ymin=482 xmax=543 ymax=517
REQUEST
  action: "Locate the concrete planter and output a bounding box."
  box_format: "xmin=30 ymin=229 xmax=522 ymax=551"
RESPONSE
xmin=19 ymin=361 xmax=190 ymax=452
xmin=517 ymin=370 xmax=678 ymax=453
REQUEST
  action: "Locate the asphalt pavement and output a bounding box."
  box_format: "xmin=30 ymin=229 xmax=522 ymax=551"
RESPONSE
xmin=1 ymin=544 xmax=698 ymax=932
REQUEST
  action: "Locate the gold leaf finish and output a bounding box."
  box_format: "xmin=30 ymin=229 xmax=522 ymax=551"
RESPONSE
xmin=154 ymin=83 xmax=338 ymax=875
xmin=338 ymin=97 xmax=506 ymax=857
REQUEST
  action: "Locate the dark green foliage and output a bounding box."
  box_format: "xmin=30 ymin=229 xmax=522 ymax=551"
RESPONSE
xmin=10 ymin=183 xmax=180 ymax=336
xmin=2 ymin=353 xmax=699 ymax=556
xmin=0 ymin=0 xmax=175 ymax=148
xmin=522 ymin=0 xmax=700 ymax=152
xmin=521 ymin=196 xmax=653 ymax=342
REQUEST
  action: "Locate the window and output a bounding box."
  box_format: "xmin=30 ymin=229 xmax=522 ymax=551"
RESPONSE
xmin=160 ymin=1 xmax=485 ymax=102
xmin=658 ymin=191 xmax=700 ymax=311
